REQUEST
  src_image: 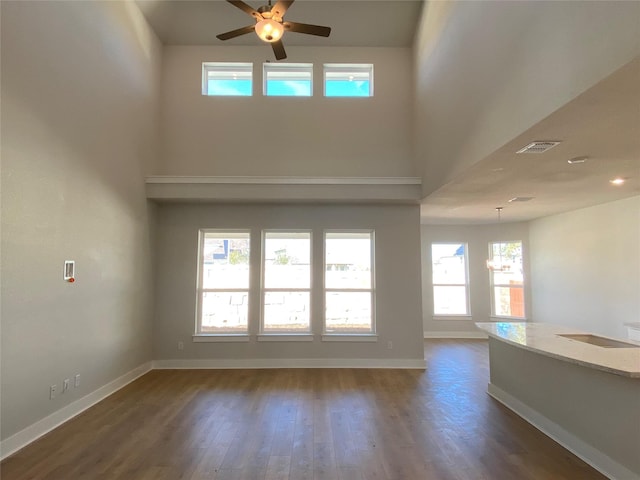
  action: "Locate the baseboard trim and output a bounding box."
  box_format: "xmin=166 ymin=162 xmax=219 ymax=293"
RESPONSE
xmin=487 ymin=383 xmax=638 ymax=480
xmin=153 ymin=358 xmax=426 ymax=369
xmin=0 ymin=362 xmax=153 ymax=461
xmin=423 ymin=331 xmax=488 ymax=339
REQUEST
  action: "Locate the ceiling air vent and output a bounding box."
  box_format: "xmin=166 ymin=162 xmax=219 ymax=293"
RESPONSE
xmin=516 ymin=141 xmax=561 ymax=154
xmin=508 ymin=197 xmax=535 ymax=203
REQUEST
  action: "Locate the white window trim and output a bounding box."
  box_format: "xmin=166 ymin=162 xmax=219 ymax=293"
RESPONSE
xmin=196 ymin=229 xmax=251 ymax=335
xmin=257 ymin=334 xmax=314 ymax=342
xmin=321 ymin=334 xmax=378 ymax=342
xmin=431 ymin=242 xmax=470 ymax=317
xmin=488 ymin=240 xmax=526 ymax=319
xmin=193 ymin=334 xmax=251 ymax=343
xmin=432 ymin=315 xmax=473 ymax=321
xmin=323 ymin=63 xmax=374 ymax=97
xmin=323 ymin=229 xmax=376 ymax=335
xmin=263 ymin=62 xmax=313 ymax=96
xmin=261 ymin=230 xmax=313 ymax=335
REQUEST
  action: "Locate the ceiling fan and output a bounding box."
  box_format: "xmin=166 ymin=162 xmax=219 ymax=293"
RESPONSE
xmin=216 ymin=0 xmax=331 ymax=61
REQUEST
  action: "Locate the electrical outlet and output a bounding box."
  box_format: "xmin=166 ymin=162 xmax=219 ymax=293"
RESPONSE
xmin=74 ymin=374 xmax=81 ymax=388
xmin=178 ymin=341 xmax=184 ymax=351
xmin=50 ymin=384 xmax=57 ymax=399
xmin=63 ymin=379 xmax=70 ymax=393
xmin=387 ymin=341 xmax=393 ymax=350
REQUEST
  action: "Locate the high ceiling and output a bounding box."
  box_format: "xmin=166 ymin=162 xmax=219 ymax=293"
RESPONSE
xmin=135 ymin=0 xmax=639 ymax=224
xmin=421 ymin=57 xmax=640 ymax=224
xmin=135 ymin=0 xmax=424 ymax=47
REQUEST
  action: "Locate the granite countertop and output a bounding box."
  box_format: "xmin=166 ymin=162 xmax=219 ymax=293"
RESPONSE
xmin=475 ymin=322 xmax=640 ymax=378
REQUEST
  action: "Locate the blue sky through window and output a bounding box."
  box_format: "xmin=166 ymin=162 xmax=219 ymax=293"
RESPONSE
xmin=207 ymin=79 xmax=252 ymax=96
xmin=266 ymin=80 xmax=311 ymax=96
xmin=325 ymin=80 xmax=370 ymax=97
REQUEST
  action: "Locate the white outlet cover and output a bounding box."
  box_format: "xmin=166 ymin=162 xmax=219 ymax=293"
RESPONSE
xmin=64 ymin=260 xmax=75 ymax=280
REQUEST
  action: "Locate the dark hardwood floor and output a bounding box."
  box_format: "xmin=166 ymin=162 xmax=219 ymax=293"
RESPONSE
xmin=1 ymin=340 xmax=605 ymax=479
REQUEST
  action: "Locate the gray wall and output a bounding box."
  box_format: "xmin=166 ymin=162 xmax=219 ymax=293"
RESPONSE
xmin=158 ymin=46 xmax=415 ymax=177
xmin=529 ymin=196 xmax=640 ymax=339
xmin=0 ymin=1 xmax=161 ymax=440
xmin=153 ymin=203 xmax=424 ymax=363
xmin=421 ymin=222 xmax=531 ymax=335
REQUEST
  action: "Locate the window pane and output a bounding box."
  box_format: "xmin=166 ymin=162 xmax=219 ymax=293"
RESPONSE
xmin=266 ymin=80 xmax=311 ymax=96
xmin=490 ymin=242 xmax=523 ymax=282
xmin=325 ymin=233 xmax=371 ymax=289
xmin=203 ymin=63 xmax=252 ymax=96
xmin=493 ymin=286 xmax=525 ymax=317
xmin=325 ymin=292 xmax=372 ymax=332
xmin=431 ymin=243 xmax=466 ymax=284
xmin=325 ymin=80 xmax=370 ymax=97
xmin=201 ymin=292 xmax=248 ymax=333
xmin=207 ymin=79 xmax=252 ymax=96
xmin=324 ymin=64 xmax=373 ymax=97
xmin=264 ymin=63 xmax=312 ymax=97
xmin=263 ymin=292 xmax=310 ymax=332
xmin=264 ymin=233 xmax=311 ymax=288
xmin=433 ymin=286 xmax=467 ymax=315
xmin=202 ymin=235 xmax=250 ymax=289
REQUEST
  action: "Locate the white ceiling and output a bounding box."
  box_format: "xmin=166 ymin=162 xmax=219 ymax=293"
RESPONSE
xmin=420 ymin=57 xmax=640 ymax=224
xmin=135 ymin=0 xmax=639 ymax=224
xmin=135 ymin=0 xmax=424 ymax=47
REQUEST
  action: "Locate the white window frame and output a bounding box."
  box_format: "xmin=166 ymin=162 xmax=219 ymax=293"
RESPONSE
xmin=260 ymin=230 xmax=313 ymax=337
xmin=489 ymin=240 xmax=526 ymax=320
xmin=431 ymin=242 xmax=470 ymax=318
xmin=195 ymin=229 xmax=251 ymax=338
xmin=323 ymin=230 xmax=376 ymax=338
xmin=263 ymin=63 xmax=313 ymax=96
xmin=323 ymin=63 xmax=374 ymax=97
xmin=202 ymin=62 xmax=253 ymax=96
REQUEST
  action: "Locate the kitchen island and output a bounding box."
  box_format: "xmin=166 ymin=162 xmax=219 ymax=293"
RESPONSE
xmin=476 ymin=322 xmax=640 ymax=480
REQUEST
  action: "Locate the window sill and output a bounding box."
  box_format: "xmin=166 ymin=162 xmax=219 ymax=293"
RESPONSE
xmin=322 ymin=334 xmax=378 ymax=342
xmin=433 ymin=315 xmax=473 ymax=321
xmin=257 ymin=334 xmax=314 ymax=342
xmin=193 ymin=334 xmax=250 ymax=343
xmin=489 ymin=316 xmax=529 ymax=322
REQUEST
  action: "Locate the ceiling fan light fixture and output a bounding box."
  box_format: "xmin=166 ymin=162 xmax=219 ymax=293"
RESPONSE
xmin=255 ymin=18 xmax=284 ymax=42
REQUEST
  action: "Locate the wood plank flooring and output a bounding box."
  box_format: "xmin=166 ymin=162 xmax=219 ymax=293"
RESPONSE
xmin=1 ymin=340 xmax=606 ymax=479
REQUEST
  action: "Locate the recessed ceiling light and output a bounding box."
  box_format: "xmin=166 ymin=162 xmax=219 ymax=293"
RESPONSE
xmin=568 ymin=156 xmax=588 ymax=164
xmin=610 ymin=177 xmax=626 ymax=186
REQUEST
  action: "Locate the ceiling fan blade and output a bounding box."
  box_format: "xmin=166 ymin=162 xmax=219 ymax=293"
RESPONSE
xmin=226 ymin=0 xmax=263 ymax=20
xmin=271 ymin=40 xmax=287 ymax=60
xmin=271 ymin=1 xmax=294 ymax=20
xmin=283 ymin=21 xmax=331 ymax=37
xmin=216 ymin=25 xmax=256 ymax=41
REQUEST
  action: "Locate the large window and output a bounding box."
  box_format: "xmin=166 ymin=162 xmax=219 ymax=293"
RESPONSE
xmin=197 ymin=231 xmax=251 ymax=334
xmin=324 ymin=231 xmax=375 ymax=334
xmin=202 ymin=62 xmax=252 ymax=96
xmin=263 ymin=63 xmax=312 ymax=96
xmin=431 ymin=243 xmax=469 ymax=316
xmin=488 ymin=241 xmax=525 ymax=318
xmin=262 ymin=232 xmax=311 ymax=333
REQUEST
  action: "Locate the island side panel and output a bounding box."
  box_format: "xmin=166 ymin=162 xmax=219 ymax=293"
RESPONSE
xmin=487 ymin=337 xmax=640 ymax=478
